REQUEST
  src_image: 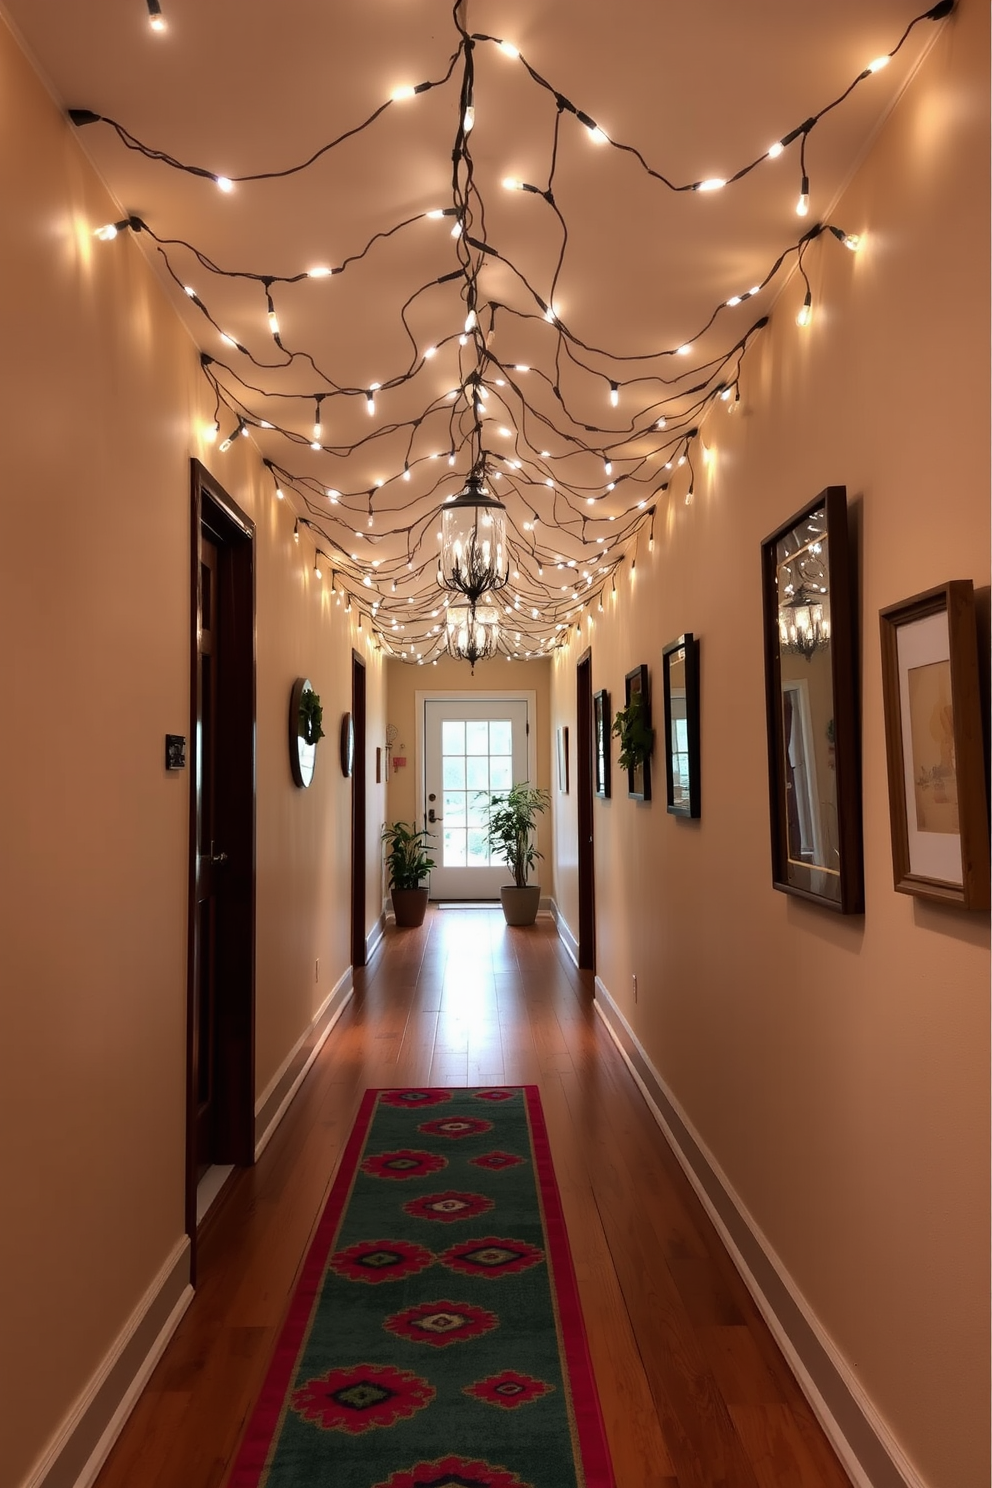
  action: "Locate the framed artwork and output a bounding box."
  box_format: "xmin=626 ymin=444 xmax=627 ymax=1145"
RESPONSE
xmin=662 ymin=634 xmax=700 ymax=818
xmin=879 ymin=580 xmax=989 ymax=909
xmin=593 ymin=689 xmax=611 ymax=799
xmin=623 ymin=664 xmax=652 ymax=802
xmin=761 ymin=487 xmax=863 ymax=913
xmin=557 ymin=725 xmax=570 ymax=793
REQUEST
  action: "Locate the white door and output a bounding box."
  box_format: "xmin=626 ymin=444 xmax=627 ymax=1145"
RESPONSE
xmin=423 ymin=697 xmax=531 ymax=899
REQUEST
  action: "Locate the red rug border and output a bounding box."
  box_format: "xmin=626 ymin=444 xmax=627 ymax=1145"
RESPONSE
xmin=226 ymin=1085 xmax=615 ymax=1488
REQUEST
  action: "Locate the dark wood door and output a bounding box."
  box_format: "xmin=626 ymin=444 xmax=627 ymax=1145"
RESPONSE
xmin=192 ymin=536 xmax=221 ymax=1176
xmin=350 ymin=651 xmax=367 ymax=968
xmin=576 ymin=649 xmax=596 ymax=970
xmin=187 ymin=461 xmax=256 ymax=1276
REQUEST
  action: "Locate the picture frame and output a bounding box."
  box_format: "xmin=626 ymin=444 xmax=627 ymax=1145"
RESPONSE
xmin=879 ymin=580 xmax=989 ymax=909
xmin=662 ymin=634 xmax=700 ymax=818
xmin=761 ymin=487 xmax=863 ymax=912
xmin=593 ymin=689 xmax=611 ymax=799
xmin=557 ymin=725 xmax=570 ymax=793
xmin=622 ymin=664 xmax=652 ymax=802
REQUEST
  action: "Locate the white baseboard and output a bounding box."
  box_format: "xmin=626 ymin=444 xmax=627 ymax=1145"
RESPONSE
xmin=254 ymin=967 xmax=354 ymax=1160
xmin=549 ymin=898 xmax=579 ymax=967
xmin=593 ymin=980 xmax=927 ymax=1488
xmin=366 ymin=912 xmax=386 ymax=961
xmin=22 ymin=1238 xmax=192 ymax=1488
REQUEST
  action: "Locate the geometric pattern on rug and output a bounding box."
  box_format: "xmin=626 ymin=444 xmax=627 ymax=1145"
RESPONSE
xmin=402 ymin=1191 xmax=495 ymax=1224
xmin=327 ymin=1239 xmax=435 ymax=1284
xmin=463 ymin=1370 xmax=555 ymax=1409
xmin=371 ymin=1456 xmax=535 ymax=1488
xmin=226 ymin=1086 xmax=615 ymax=1488
xmin=291 ymin=1364 xmax=435 ymax=1433
xmin=383 ymin=1298 xmax=499 ymax=1348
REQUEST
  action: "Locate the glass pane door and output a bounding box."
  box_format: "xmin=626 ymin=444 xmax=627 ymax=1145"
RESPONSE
xmin=424 ymin=698 xmax=529 ymax=899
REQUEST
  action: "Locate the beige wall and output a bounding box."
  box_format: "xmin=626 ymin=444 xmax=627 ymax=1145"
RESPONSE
xmin=385 ymin=656 xmax=553 ymax=900
xmin=0 ymin=17 xmax=385 ymax=1483
xmin=551 ymin=10 xmax=989 ymax=1488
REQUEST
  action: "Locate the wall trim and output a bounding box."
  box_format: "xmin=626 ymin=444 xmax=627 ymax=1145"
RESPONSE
xmin=593 ymin=980 xmax=927 ymax=1488
xmin=366 ymin=912 xmax=386 ymax=962
xmin=549 ymin=898 xmax=579 ymax=967
xmin=22 ymin=1238 xmax=192 ymax=1488
xmin=254 ymin=967 xmax=354 ymax=1160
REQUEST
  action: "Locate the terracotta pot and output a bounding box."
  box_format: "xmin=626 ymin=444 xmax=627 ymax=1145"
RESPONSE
xmin=499 ymin=884 xmax=541 ymax=926
xmin=391 ymin=886 xmax=430 ymax=928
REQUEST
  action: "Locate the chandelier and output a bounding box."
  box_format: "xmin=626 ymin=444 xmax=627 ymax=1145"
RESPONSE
xmin=439 ymin=465 xmax=509 ymax=603
xmin=778 ymin=583 xmax=831 ymax=661
xmin=446 ymin=601 xmax=500 ymax=672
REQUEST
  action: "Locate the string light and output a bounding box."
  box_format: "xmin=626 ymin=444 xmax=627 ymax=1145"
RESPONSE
xmin=146 ymin=0 xmax=166 ymax=33
xmin=796 ymin=290 xmax=813 ymax=327
xmin=65 ymin=1 xmax=952 ymax=662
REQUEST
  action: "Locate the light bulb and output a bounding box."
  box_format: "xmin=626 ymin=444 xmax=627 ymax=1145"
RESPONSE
xmin=685 ymin=486 xmax=694 ymax=506
xmin=796 ymin=292 xmax=812 ymax=327
xmin=259 ymin=420 xmax=274 ymax=429
xmin=502 ymin=177 xmax=524 ymax=192
xmin=796 ymin=174 xmax=810 ymax=216
xmin=267 ymin=309 xmax=280 ymax=337
xmin=220 ymin=332 xmax=237 ymax=347
xmin=843 ymin=233 xmax=863 ymax=252
xmin=497 ymin=39 xmax=519 ymax=58
xmin=94 ymin=223 xmax=119 ymax=241
xmin=676 ymin=344 xmax=692 ymax=357
xmin=463 ymin=105 xmax=475 ymax=132
xmin=149 ymin=13 xmax=166 ymax=32
xmin=867 ymin=55 xmax=890 ymax=73
xmin=183 ymin=284 xmax=197 ymax=297
xmin=275 ymin=487 xmax=284 ymax=500
xmin=698 ymin=178 xmax=726 ymax=192
xmin=203 ymin=423 xmax=218 ymax=444
xmin=307 ymin=266 xmax=332 ymax=279
xmin=604 ymin=460 xmax=613 ymax=475
xmin=464 ymin=310 xmax=477 ymax=333
xmin=656 ymin=418 xmax=667 ymax=429
xmin=391 ymin=85 xmax=415 ymax=102
xmin=215 ymin=176 xmax=234 ymax=193
xmin=451 ymin=220 xmax=463 ymax=239
xmin=609 ymin=384 xmax=619 ymax=407
xmin=312 ymin=420 xmax=322 ymax=442
xmin=423 ymin=345 xmax=436 ymax=359
xmin=314 ymin=561 xmax=322 ymax=579
xmin=767 ymin=140 xmax=785 ymax=159
xmin=726 ymin=295 xmax=742 ymax=307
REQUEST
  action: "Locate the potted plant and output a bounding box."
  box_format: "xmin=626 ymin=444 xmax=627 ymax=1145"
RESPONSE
xmin=481 ymin=782 xmax=551 ymax=926
xmin=381 ymin=821 xmax=435 ymax=928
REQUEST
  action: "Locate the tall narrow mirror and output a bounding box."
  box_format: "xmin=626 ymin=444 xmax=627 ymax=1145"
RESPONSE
xmin=761 ymin=487 xmax=863 ymax=912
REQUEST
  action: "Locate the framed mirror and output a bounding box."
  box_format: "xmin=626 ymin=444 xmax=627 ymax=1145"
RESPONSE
xmin=662 ymin=634 xmax=700 ymax=818
xmin=289 ymin=677 xmax=317 ymax=788
xmin=761 ymin=487 xmax=863 ymax=913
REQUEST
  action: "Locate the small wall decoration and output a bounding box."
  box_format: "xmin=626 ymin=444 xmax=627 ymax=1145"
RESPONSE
xmin=340 ymin=711 xmax=356 ymax=778
xmin=375 ymin=746 xmax=382 ymax=784
xmin=290 ymin=677 xmax=322 ymax=789
xmin=165 ymin=734 xmax=187 ymax=771
xmin=761 ymin=487 xmax=863 ymax=912
xmin=662 ymin=635 xmax=700 ymax=819
xmin=613 ymin=665 xmax=653 ymax=801
xmin=557 ymin=725 xmax=570 ymax=793
xmin=593 ymin=689 xmax=611 ymax=799
xmin=879 ymin=580 xmax=989 ymax=910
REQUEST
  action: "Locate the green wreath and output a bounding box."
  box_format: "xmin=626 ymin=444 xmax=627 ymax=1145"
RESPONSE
xmin=299 ymin=687 xmax=325 ymax=746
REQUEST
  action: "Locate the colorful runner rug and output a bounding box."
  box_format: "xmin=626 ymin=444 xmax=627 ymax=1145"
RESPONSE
xmin=229 ymin=1086 xmax=614 ymax=1488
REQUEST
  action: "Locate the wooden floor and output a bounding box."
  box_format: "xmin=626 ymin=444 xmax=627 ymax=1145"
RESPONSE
xmin=95 ymin=909 xmax=852 ymax=1488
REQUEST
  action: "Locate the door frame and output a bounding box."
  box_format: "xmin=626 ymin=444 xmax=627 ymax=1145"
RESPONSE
xmin=350 ymin=650 xmax=368 ymax=968
xmin=415 ymin=689 xmax=538 ymax=838
xmin=186 ymin=459 xmax=257 ymax=1278
xmin=576 ymin=649 xmax=596 ymax=970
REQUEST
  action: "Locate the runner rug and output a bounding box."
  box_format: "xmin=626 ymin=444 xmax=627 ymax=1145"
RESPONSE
xmin=228 ymin=1085 xmax=614 ymax=1488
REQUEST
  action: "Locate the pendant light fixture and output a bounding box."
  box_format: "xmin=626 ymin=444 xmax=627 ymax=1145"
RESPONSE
xmin=446 ymin=600 xmax=500 ymax=672
xmin=439 ymin=463 xmax=509 ymax=603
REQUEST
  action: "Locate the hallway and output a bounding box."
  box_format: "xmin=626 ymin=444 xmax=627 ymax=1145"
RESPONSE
xmin=95 ymin=910 xmax=851 ymax=1488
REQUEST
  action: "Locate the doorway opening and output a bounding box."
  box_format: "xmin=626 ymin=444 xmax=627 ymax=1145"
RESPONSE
xmin=187 ymin=460 xmax=256 ymax=1279
xmin=419 ymin=691 xmax=536 ymax=901
xmin=576 ymin=649 xmax=596 ymax=970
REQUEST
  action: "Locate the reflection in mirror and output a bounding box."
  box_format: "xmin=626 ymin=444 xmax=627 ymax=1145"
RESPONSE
xmin=667 ymin=648 xmax=689 ymax=809
xmin=775 ymin=508 xmax=839 ymax=899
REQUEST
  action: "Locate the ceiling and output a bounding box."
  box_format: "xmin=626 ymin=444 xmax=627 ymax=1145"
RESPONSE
xmin=5 ymin=0 xmax=949 ymax=661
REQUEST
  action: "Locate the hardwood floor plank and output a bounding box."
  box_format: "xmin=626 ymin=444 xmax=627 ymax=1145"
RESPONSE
xmin=92 ymin=910 xmax=852 ymax=1488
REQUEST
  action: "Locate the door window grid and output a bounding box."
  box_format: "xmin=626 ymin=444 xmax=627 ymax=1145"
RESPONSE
xmin=440 ymin=718 xmax=513 ymax=867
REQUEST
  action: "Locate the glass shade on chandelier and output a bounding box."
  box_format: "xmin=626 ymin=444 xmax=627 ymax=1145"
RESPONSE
xmin=778 ymin=585 xmax=831 ymax=661
xmin=439 ymin=467 xmax=509 ymax=603
xmin=446 ymin=601 xmax=500 ymax=671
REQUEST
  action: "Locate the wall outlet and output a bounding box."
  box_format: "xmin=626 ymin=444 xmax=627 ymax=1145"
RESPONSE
xmin=632 ymin=974 xmax=638 ymax=1002
xmin=315 ymin=958 xmax=320 ymax=983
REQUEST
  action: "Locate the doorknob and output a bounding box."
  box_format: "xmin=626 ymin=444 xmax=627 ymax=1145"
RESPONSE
xmin=427 ymin=808 xmax=442 ymax=824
